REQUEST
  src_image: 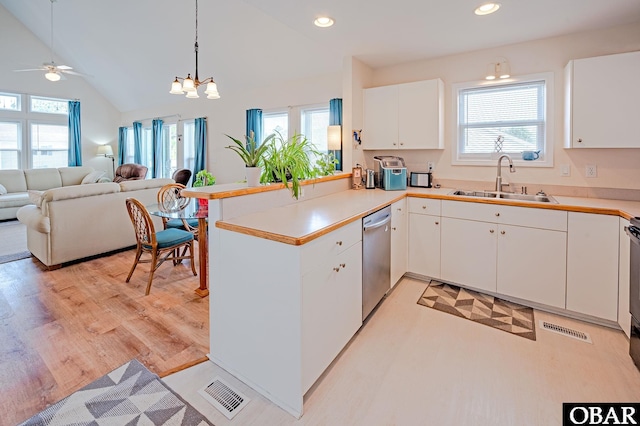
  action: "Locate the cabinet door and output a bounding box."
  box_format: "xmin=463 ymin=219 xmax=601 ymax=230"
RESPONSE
xmin=566 ymin=212 xmax=619 ymax=321
xmin=619 ymin=218 xmax=631 ymax=338
xmin=408 ymin=213 xmax=441 ymax=279
xmin=390 ymin=199 xmax=408 ymax=288
xmin=398 ymin=79 xmax=443 ymax=149
xmin=497 ymin=224 xmax=567 ymax=309
xmin=440 ymin=217 xmax=497 ymax=293
xmin=363 ymin=85 xmax=398 ymax=149
xmin=302 ymin=242 xmax=362 ymax=392
xmin=569 ymin=51 xmax=640 ymax=148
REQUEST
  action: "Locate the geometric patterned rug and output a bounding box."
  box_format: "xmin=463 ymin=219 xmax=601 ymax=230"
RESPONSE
xmin=19 ymin=359 xmax=214 ymax=426
xmin=417 ymin=280 xmax=536 ymax=341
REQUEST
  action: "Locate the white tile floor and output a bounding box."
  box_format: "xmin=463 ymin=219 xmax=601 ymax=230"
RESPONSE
xmin=164 ymin=277 xmax=640 ymax=425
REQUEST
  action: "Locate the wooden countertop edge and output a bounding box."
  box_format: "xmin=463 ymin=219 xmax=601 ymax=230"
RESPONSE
xmin=182 ymin=173 xmax=351 ymax=199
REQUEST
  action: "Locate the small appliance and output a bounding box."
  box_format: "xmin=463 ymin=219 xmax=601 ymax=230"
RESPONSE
xmin=365 ymin=169 xmax=376 ymax=189
xmin=373 ymin=156 xmax=407 ymax=191
xmin=410 ymin=172 xmax=432 ymax=188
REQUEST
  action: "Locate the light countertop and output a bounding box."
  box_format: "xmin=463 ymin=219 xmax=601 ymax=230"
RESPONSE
xmin=216 ymin=187 xmax=640 ymax=246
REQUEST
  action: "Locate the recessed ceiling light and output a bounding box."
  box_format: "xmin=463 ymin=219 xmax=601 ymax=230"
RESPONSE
xmin=474 ymin=2 xmax=501 ymax=15
xmin=314 ymin=16 xmax=334 ymax=28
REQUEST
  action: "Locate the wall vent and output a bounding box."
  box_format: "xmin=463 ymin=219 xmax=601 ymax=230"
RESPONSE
xmin=198 ymin=376 xmax=250 ymax=420
xmin=540 ymin=320 xmax=592 ymax=343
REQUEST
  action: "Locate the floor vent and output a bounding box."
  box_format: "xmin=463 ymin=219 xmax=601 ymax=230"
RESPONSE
xmin=198 ymin=376 xmax=250 ymax=420
xmin=540 ymin=320 xmax=592 ymax=343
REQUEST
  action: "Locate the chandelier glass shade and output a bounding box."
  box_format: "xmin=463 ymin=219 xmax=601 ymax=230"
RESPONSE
xmin=170 ymin=0 xmax=220 ymax=99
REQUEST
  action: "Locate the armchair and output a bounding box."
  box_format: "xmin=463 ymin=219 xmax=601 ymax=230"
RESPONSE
xmin=114 ymin=163 xmax=148 ymax=182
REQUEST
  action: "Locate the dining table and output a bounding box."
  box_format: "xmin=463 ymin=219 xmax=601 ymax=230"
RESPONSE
xmin=146 ymin=201 xmax=209 ymax=297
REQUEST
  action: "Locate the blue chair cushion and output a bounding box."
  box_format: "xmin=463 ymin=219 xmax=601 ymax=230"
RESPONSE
xmin=144 ymin=228 xmax=193 ymax=249
xmin=166 ymin=218 xmax=200 ymax=229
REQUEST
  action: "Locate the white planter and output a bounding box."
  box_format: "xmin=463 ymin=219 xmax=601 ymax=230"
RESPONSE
xmin=246 ymin=166 xmax=262 ymax=187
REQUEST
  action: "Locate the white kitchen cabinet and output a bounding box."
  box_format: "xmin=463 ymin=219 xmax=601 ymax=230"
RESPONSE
xmin=440 ymin=200 xmax=568 ymax=305
xmin=408 ymin=198 xmax=441 ymax=280
xmin=363 ymin=79 xmax=444 ymax=150
xmin=566 ymin=212 xmax=619 ymax=321
xmin=497 ymin=224 xmax=567 ymax=309
xmin=619 ymin=218 xmax=631 ymax=338
xmin=390 ymin=199 xmax=408 ymax=288
xmin=564 ymin=51 xmax=640 ymax=148
xmin=302 ymin=241 xmax=362 ymax=393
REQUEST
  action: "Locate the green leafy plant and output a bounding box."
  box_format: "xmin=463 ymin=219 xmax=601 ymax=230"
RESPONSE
xmin=224 ymin=132 xmax=275 ymax=167
xmin=193 ymin=170 xmax=216 ymax=187
xmin=314 ymin=152 xmax=339 ymax=176
xmin=261 ymin=131 xmax=322 ymax=199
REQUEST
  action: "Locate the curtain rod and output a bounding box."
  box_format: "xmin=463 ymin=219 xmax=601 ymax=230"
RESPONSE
xmin=130 ymin=114 xmax=207 ymax=124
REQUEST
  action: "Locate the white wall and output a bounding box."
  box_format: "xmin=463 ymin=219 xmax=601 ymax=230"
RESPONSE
xmin=0 ymin=5 xmax=120 ymax=178
xmin=121 ymin=72 xmax=342 ymax=184
xmin=347 ymin=22 xmax=640 ymax=191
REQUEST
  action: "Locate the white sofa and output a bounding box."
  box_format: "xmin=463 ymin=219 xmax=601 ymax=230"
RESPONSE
xmin=0 ymin=166 xmax=97 ymax=220
xmin=17 ymin=178 xmax=174 ymax=268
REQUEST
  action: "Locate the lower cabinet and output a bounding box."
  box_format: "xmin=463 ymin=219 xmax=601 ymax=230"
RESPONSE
xmin=390 ymin=199 xmax=408 ymax=288
xmin=497 ymin=224 xmax=567 ymax=309
xmin=619 ymin=218 xmax=631 ymax=338
xmin=302 ymin=241 xmax=362 ymax=393
xmin=566 ymin=212 xmax=619 ymax=322
xmin=408 ymin=198 xmax=441 ymax=279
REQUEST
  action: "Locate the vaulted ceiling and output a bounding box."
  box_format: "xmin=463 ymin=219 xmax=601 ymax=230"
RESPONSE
xmin=2 ymin=0 xmax=639 ymax=113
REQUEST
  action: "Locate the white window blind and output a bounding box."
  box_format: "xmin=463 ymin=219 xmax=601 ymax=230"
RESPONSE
xmin=458 ymin=80 xmax=546 ymax=159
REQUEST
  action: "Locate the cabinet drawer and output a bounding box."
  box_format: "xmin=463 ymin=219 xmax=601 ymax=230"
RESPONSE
xmin=302 ymin=220 xmax=361 ymax=275
xmin=408 ymin=197 xmax=441 ymax=215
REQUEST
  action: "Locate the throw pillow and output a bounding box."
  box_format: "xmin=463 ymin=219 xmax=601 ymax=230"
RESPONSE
xmin=28 ymin=190 xmax=44 ymax=208
xmin=97 ymin=176 xmax=112 ymax=183
xmin=81 ymin=170 xmax=106 ymax=184
xmin=0 ymin=183 xmax=6 ymax=195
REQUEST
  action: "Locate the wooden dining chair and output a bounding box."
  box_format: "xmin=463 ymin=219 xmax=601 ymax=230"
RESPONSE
xmin=125 ymin=197 xmax=197 ymax=295
xmin=157 ymin=183 xmax=199 ymax=236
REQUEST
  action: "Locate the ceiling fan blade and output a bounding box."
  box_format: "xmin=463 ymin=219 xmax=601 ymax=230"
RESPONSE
xmin=61 ymin=69 xmax=89 ymax=77
xmin=57 ymin=65 xmax=73 ymax=70
xmin=14 ymin=68 xmax=46 ymax=72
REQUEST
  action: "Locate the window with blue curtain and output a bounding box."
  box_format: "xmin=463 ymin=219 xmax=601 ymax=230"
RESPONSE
xmin=246 ymin=109 xmax=263 ymax=146
xmin=329 ymin=98 xmax=343 ymax=171
xmin=133 ymin=121 xmax=142 ymax=164
xmin=67 ymin=100 xmax=82 ymax=166
xmin=152 ymin=119 xmax=163 ymax=178
xmin=193 ymin=117 xmax=207 ymax=185
xmin=117 ymin=127 xmax=127 ymax=167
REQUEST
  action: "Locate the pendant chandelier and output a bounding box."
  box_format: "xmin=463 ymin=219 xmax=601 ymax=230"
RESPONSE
xmin=170 ymin=0 xmax=220 ymax=99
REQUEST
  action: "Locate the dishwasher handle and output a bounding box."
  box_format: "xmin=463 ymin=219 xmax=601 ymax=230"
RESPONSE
xmin=363 ymin=214 xmax=391 ymax=232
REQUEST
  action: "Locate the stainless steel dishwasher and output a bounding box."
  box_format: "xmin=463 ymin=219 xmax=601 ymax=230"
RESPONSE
xmin=362 ymin=205 xmax=391 ymax=321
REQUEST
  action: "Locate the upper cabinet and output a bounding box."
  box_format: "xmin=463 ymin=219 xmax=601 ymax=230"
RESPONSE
xmin=564 ymin=51 xmax=640 ymax=148
xmin=363 ymin=79 xmax=444 ymax=150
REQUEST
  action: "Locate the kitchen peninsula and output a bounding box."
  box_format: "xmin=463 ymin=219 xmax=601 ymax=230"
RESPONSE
xmin=183 ymin=176 xmax=640 ymax=418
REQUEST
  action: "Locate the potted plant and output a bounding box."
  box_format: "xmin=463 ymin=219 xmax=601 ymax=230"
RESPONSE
xmin=192 ymin=169 xmax=215 ymax=211
xmin=225 ymin=132 xmax=275 ymax=187
xmin=261 ymin=131 xmax=322 ymax=199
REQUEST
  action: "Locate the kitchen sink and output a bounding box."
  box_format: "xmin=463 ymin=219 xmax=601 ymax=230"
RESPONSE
xmin=450 ymin=190 xmax=558 ymax=204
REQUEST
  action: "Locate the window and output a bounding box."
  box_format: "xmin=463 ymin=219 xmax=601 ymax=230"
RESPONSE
xmin=301 ymin=107 xmax=330 ymax=152
xmin=454 ymin=73 xmax=553 ymax=166
xmin=0 ymin=92 xmax=70 ymax=170
xmin=125 ymin=127 xmax=135 ymax=164
xmin=263 ymin=111 xmax=288 ymax=142
xmin=183 ymin=121 xmax=195 ymax=173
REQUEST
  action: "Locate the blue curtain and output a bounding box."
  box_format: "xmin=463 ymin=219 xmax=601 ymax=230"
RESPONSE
xmin=133 ymin=121 xmax=142 ymax=164
xmin=329 ymin=98 xmax=343 ymax=171
xmin=152 ymin=119 xmax=163 ymax=178
xmin=67 ymin=101 xmax=82 ymax=166
xmin=117 ymin=127 xmax=127 ymax=166
xmin=193 ymin=117 xmax=207 ymax=185
xmin=246 ymin=109 xmax=263 ymax=147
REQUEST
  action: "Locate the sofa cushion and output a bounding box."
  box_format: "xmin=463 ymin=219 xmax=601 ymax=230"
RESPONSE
xmin=28 ymin=190 xmax=44 ymax=208
xmin=0 ymin=183 xmax=6 ymax=195
xmin=0 ymin=192 xmax=29 ymax=209
xmin=59 ymin=166 xmax=95 ymax=186
xmin=0 ymin=169 xmax=28 ymax=193
xmin=81 ymin=170 xmax=106 ymax=184
xmin=24 ymin=169 xmax=63 ymax=191
xmin=120 ymin=178 xmax=174 ymax=192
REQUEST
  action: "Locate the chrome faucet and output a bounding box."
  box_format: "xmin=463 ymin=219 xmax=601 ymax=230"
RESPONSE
xmin=495 ymin=154 xmax=515 ymax=192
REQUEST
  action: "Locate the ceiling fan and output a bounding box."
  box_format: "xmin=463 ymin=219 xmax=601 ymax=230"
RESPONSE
xmin=13 ymin=0 xmax=86 ymax=81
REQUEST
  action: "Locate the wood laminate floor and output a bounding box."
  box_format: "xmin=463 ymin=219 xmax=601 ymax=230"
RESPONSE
xmin=0 ymin=248 xmax=208 ymax=426
xmin=165 ymin=277 xmax=640 ymax=426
